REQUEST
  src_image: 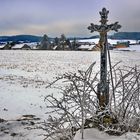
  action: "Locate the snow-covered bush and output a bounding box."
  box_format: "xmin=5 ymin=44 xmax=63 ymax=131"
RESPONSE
xmin=109 ymin=65 xmax=140 ymax=134
xmin=41 ymin=62 xmax=140 ymax=139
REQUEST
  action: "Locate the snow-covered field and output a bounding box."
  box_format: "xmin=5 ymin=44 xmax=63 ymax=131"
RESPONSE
xmin=0 ymin=50 xmax=140 ymax=139
xmin=0 ymin=50 xmax=101 ymax=120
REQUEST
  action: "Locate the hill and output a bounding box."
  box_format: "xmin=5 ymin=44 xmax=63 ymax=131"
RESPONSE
xmin=110 ymin=32 xmax=140 ymax=40
xmin=0 ymin=35 xmax=42 ymax=42
xmin=0 ymin=32 xmax=140 ymax=43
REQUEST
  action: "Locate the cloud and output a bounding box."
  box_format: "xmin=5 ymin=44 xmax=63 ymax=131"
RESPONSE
xmin=2 ymin=20 xmax=90 ymax=37
xmin=0 ymin=0 xmax=140 ymax=36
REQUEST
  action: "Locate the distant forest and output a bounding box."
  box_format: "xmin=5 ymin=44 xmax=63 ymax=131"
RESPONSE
xmin=0 ymin=32 xmax=140 ymax=42
xmin=110 ymin=32 xmax=140 ymax=40
xmin=0 ymin=35 xmax=42 ymax=42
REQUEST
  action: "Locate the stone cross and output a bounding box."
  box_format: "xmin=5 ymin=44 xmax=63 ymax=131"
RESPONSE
xmin=88 ymin=8 xmax=121 ymax=108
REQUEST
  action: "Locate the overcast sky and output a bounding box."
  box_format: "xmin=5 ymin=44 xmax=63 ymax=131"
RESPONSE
xmin=0 ymin=0 xmax=140 ymax=37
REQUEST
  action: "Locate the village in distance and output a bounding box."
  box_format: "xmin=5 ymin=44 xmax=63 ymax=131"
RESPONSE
xmin=0 ymin=32 xmax=140 ymax=51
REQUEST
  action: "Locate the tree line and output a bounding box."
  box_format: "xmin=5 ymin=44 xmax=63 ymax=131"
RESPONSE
xmin=38 ymin=34 xmax=79 ymax=50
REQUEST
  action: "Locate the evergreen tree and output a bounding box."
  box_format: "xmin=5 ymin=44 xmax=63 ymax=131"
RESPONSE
xmin=66 ymin=39 xmax=71 ymax=50
xmin=60 ymin=34 xmax=67 ymax=50
xmin=4 ymin=42 xmax=11 ymax=50
xmin=40 ymin=34 xmax=50 ymax=50
xmin=71 ymin=38 xmax=78 ymax=50
xmin=54 ymin=37 xmax=59 ymax=46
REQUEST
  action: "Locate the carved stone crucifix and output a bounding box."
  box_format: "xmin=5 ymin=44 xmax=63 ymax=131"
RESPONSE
xmin=88 ymin=8 xmax=121 ymax=108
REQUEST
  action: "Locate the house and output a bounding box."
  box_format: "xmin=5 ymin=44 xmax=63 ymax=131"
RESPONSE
xmin=11 ymin=44 xmax=31 ymax=50
xmin=25 ymin=42 xmax=38 ymax=50
xmin=77 ymin=44 xmax=98 ymax=51
xmin=0 ymin=43 xmax=11 ymax=50
xmin=0 ymin=45 xmax=6 ymax=50
xmin=52 ymin=45 xmax=70 ymax=50
xmin=114 ymin=41 xmax=129 ymax=49
xmin=114 ymin=44 xmax=140 ymax=51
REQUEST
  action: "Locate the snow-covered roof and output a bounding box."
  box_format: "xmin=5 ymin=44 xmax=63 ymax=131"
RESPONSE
xmin=26 ymin=42 xmax=37 ymax=46
xmin=12 ymin=44 xmax=32 ymax=49
xmin=53 ymin=45 xmax=58 ymax=50
xmin=79 ymin=38 xmax=99 ymax=44
xmin=0 ymin=45 xmax=5 ymax=49
xmin=78 ymin=45 xmax=95 ymax=50
xmin=25 ymin=43 xmax=37 ymax=49
xmin=12 ymin=44 xmax=25 ymax=49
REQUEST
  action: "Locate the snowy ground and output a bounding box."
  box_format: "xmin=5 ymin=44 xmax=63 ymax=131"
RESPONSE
xmin=74 ymin=128 xmax=140 ymax=140
xmin=0 ymin=50 xmax=140 ymax=139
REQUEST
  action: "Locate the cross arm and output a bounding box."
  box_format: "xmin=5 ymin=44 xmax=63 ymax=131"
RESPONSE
xmin=108 ymin=22 xmax=121 ymax=32
xmin=88 ymin=23 xmax=102 ymax=33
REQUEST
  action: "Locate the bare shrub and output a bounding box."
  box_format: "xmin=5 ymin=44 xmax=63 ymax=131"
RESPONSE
xmin=40 ymin=62 xmax=140 ymax=139
xmin=109 ymin=65 xmax=140 ymax=133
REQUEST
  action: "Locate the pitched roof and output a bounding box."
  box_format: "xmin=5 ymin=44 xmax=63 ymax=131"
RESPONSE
xmin=78 ymin=45 xmax=95 ymax=50
xmin=12 ymin=44 xmax=25 ymax=49
xmin=0 ymin=45 xmax=5 ymax=49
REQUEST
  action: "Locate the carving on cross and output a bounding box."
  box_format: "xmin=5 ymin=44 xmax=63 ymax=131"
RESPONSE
xmin=88 ymin=8 xmax=121 ymax=34
xmin=87 ymin=8 xmax=121 ymax=108
xmin=88 ymin=8 xmax=121 ymax=46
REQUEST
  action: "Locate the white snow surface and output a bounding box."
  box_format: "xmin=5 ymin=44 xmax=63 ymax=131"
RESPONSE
xmin=79 ymin=38 xmax=137 ymax=45
xmin=0 ymin=50 xmax=140 ymax=139
xmin=74 ymin=128 xmax=140 ymax=140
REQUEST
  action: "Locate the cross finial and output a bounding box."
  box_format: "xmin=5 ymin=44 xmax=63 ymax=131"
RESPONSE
xmin=99 ymin=8 xmax=109 ymax=24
